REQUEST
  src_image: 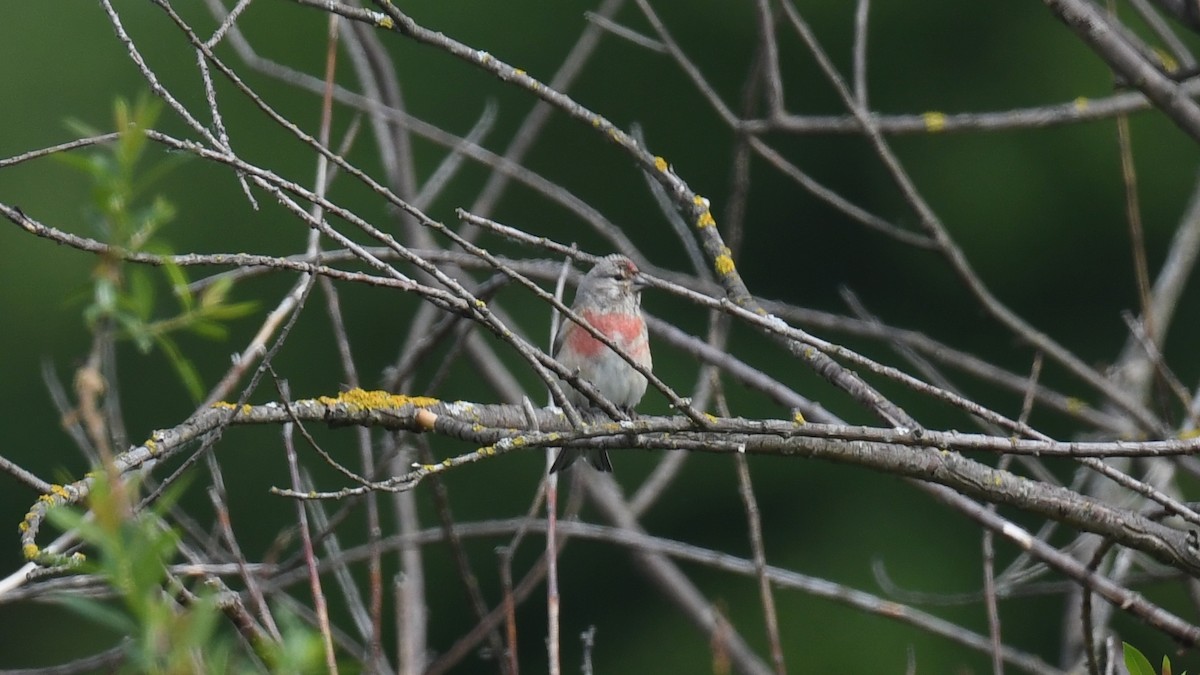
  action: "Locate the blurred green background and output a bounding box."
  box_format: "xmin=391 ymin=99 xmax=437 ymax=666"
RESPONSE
xmin=3 ymin=0 xmax=1200 ymax=672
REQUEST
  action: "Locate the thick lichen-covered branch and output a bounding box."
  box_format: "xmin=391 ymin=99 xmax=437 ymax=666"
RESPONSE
xmin=17 ymin=388 xmax=1200 ymax=579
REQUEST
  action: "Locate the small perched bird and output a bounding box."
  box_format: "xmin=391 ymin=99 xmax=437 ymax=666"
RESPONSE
xmin=549 ymin=255 xmax=651 ymax=473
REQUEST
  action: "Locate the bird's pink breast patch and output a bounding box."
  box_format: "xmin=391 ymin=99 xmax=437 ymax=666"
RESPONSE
xmin=566 ymin=311 xmax=644 ymax=357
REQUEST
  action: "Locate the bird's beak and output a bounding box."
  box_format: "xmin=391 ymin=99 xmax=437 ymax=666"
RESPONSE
xmin=631 ymin=274 xmax=649 ymax=291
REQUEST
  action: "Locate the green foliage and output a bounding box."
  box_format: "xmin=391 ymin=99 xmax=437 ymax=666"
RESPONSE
xmin=47 ymin=473 xmax=226 ymax=674
xmin=1124 ymin=642 xmax=1186 ymax=675
xmin=58 ymin=94 xmax=257 ymax=402
xmin=270 ymin=608 xmax=329 ymax=672
xmin=47 ymin=472 xmax=323 ymax=673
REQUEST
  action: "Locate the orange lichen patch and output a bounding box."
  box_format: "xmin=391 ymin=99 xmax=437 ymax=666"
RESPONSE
xmin=654 ymin=156 xmax=669 ymax=172
xmin=318 ymin=388 xmax=439 ymax=411
xmin=923 ymin=111 xmax=947 ymax=132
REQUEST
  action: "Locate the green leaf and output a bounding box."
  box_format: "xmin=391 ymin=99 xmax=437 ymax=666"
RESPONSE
xmin=187 ymin=319 xmax=229 ymax=341
xmin=154 ymin=334 xmax=205 ymax=403
xmin=130 ymin=196 xmax=174 ymax=243
xmin=53 ymin=151 xmax=105 ymax=179
xmin=203 ymin=300 xmax=259 ymax=322
xmin=176 ymin=593 xmax=222 ymax=653
xmin=114 ymin=98 xmax=142 ymax=173
xmin=268 ymin=606 xmax=327 ymax=672
xmin=44 ymin=503 xmax=84 ymax=532
xmin=159 ymin=258 xmax=193 ymax=312
xmin=93 ymin=275 xmax=120 ymax=316
xmin=46 ymin=471 xmax=244 ymax=670
xmin=116 ymin=311 xmax=155 ymax=353
xmin=125 ymin=267 xmax=155 ymax=321
xmin=198 ymin=275 xmax=232 ymax=309
xmin=130 ymin=151 xmax=189 ymax=199
xmin=55 ymin=595 xmax=138 ymax=634
xmin=62 ymin=116 xmax=102 ymax=139
xmin=1124 ymin=643 xmax=1157 ymax=675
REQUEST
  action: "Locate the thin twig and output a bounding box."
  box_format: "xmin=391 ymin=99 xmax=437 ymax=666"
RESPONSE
xmin=279 ymin=379 xmax=340 ymax=674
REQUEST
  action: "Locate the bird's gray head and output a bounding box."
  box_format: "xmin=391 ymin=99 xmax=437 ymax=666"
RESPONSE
xmin=575 ymin=254 xmax=644 ymax=308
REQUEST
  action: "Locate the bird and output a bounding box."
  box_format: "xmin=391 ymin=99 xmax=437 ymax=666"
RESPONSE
xmin=549 ymin=254 xmax=651 ymax=472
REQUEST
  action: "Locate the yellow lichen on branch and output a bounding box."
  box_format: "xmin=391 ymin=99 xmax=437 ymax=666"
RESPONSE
xmin=693 ymin=194 xmax=716 ymax=228
xmin=714 ymin=251 xmax=736 ymax=276
xmin=317 ymin=388 xmax=439 ymax=411
xmin=210 ymin=401 xmax=252 ymax=416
